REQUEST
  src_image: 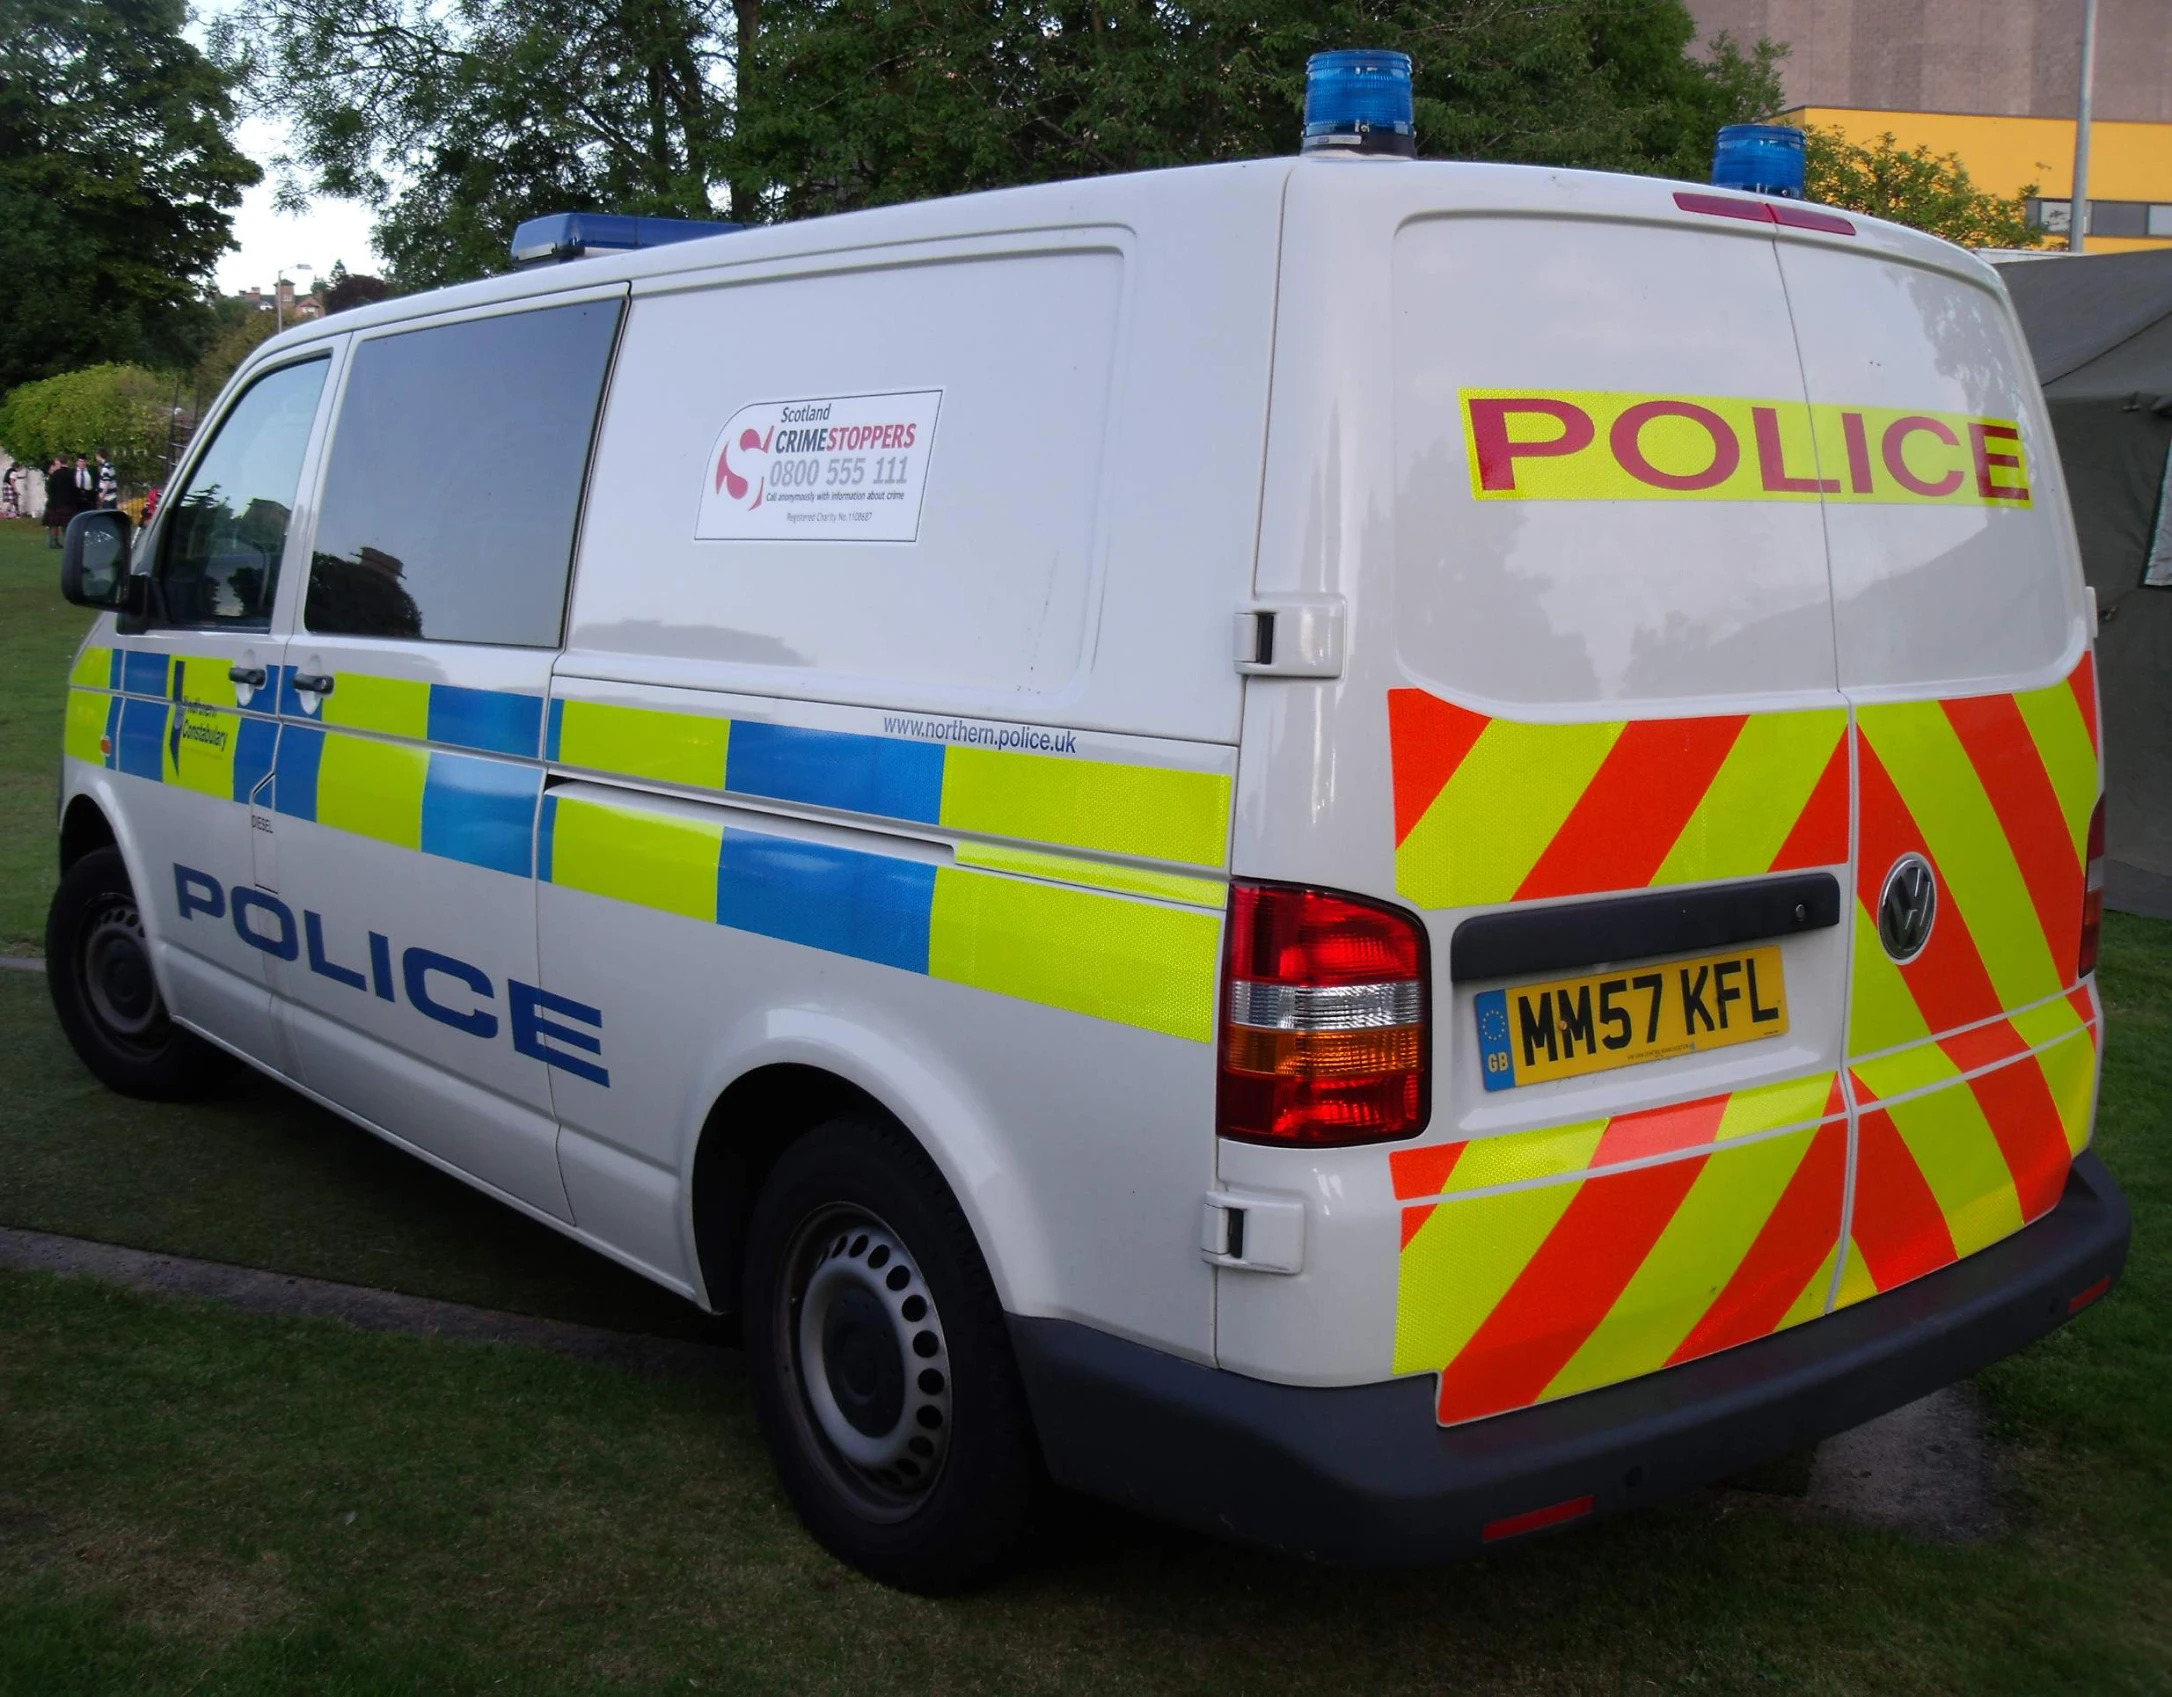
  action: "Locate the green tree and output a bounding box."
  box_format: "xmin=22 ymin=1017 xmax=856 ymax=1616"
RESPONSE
xmin=192 ymin=298 xmax=282 ymax=400
xmin=0 ymin=364 xmax=174 ymax=485
xmin=735 ymin=2 xmax=1782 ymax=221
xmin=1804 ymin=127 xmax=2046 ymax=250
xmin=236 ymin=0 xmax=1779 ymax=288
xmin=224 ymin=0 xmax=739 ymax=289
xmin=0 ymin=0 xmax=262 ymax=394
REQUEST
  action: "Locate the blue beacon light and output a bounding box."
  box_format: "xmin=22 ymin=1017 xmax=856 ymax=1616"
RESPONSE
xmin=1303 ymin=49 xmax=1416 ymax=157
xmin=508 ymin=211 xmax=743 ymax=268
xmin=1710 ymin=124 xmax=1806 ymax=199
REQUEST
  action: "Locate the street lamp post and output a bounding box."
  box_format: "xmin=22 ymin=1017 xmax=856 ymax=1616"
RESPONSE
xmin=2069 ymin=0 xmax=2099 ymax=254
xmin=275 ymin=263 xmax=315 ymax=331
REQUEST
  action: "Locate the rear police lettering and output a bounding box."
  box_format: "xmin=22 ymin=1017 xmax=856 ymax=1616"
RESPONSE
xmin=172 ymin=864 xmax=608 ymax=1086
xmin=1462 ymin=389 xmax=2031 ymax=507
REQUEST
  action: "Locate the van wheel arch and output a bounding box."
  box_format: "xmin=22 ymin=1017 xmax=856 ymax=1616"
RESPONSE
xmin=691 ymin=1064 xmax=902 ymax=1314
xmin=60 ymin=795 xmax=116 ymax=875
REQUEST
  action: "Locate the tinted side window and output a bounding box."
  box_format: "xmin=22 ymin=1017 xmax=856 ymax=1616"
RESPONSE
xmin=159 ymin=357 xmax=329 ymax=628
xmin=305 ymin=299 xmax=622 ymax=647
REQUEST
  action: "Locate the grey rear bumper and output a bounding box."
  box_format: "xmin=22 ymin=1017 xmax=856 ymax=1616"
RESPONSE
xmin=1011 ymin=1152 xmax=2129 ymax=1565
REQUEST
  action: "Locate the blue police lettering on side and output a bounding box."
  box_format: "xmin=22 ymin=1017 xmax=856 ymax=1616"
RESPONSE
xmin=368 ymin=931 xmax=396 ymax=1001
xmin=232 ymin=887 xmax=300 ymax=960
xmin=402 ymin=947 xmax=499 ymax=1039
xmin=175 ymin=865 xmax=225 ymax=922
xmin=509 ymin=982 xmax=609 ymax=1086
xmin=305 ymin=911 xmax=368 ymax=990
xmin=167 ymin=863 xmax=608 ymax=1084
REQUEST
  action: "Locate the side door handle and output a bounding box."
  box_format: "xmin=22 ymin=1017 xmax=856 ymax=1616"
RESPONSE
xmin=228 ymin=665 xmax=268 ymax=688
xmin=292 ymin=673 xmax=335 ymax=695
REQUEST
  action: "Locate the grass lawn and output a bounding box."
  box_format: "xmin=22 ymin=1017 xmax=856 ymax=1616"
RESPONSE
xmin=0 ymin=971 xmax=722 ymax=1339
xmin=0 ymin=916 xmax=2165 ymax=1696
xmin=1 ymin=511 xmax=2167 ymax=1689
xmin=0 ymin=518 xmax=92 ymax=952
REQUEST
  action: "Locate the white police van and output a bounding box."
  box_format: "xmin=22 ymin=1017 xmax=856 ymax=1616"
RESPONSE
xmin=50 ymin=59 xmax=2126 ymax=1590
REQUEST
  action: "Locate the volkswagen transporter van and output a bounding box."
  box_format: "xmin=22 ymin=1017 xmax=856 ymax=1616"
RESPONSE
xmin=48 ymin=148 xmax=2128 ymax=1590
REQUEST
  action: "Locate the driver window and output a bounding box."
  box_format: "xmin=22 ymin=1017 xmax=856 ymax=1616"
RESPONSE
xmin=158 ymin=356 xmax=329 ymax=628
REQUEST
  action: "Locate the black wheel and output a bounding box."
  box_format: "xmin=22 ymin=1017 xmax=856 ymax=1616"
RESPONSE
xmin=743 ymin=1115 xmax=1035 ymax=1593
xmin=46 ymin=845 xmax=233 ymax=1100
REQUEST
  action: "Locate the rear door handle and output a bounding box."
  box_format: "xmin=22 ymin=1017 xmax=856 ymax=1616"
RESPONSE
xmin=228 ymin=665 xmax=267 ymax=688
xmin=292 ymin=673 xmax=335 ymax=695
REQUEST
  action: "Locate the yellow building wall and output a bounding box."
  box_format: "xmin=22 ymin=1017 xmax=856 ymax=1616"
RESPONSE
xmin=1782 ymin=106 xmax=2172 ymax=253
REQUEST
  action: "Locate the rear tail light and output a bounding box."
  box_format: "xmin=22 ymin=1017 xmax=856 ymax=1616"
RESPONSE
xmin=2079 ymin=797 xmax=2106 ymax=978
xmin=1217 ymin=881 xmax=1429 ymax=1146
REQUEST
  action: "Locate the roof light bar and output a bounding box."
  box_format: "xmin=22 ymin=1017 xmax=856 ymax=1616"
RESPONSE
xmin=509 ymin=211 xmax=744 ymax=269
xmin=1712 ymin=123 xmax=1806 ymax=199
xmin=1302 ymin=49 xmax=1416 ymax=157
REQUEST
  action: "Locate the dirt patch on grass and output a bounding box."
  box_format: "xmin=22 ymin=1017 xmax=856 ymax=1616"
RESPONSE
xmin=0 ymin=1224 xmax=738 ymax=1379
xmin=0 ymin=1509 xmax=296 ymax=1646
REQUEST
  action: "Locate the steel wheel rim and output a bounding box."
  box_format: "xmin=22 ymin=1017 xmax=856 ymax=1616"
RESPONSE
xmin=79 ymin=895 xmax=166 ymax=1048
xmin=777 ymin=1203 xmax=953 ymax=1521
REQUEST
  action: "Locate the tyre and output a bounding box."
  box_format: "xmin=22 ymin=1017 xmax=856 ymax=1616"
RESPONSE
xmin=46 ymin=846 xmax=234 ymax=1100
xmin=743 ymin=1115 xmax=1036 ymax=1592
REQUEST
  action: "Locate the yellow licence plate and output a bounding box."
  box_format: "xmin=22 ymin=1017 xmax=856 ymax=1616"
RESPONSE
xmin=1475 ymin=945 xmax=1788 ymax=1092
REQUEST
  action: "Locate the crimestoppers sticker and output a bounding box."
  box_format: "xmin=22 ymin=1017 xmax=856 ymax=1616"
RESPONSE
xmin=697 ymin=390 xmax=943 ymax=542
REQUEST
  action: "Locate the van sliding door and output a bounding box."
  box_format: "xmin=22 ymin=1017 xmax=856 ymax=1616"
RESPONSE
xmin=266 ymin=291 xmax=624 ymax=1218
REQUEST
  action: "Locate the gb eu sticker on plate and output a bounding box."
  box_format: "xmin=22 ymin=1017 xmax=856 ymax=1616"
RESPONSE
xmin=1475 ymin=945 xmax=1788 ymax=1093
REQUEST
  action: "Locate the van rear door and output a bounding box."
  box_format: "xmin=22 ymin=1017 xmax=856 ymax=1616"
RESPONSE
xmin=1370 ymin=205 xmax=1859 ymax=1427
xmin=1222 ymin=171 xmax=1868 ymax=1412
xmin=1773 ymin=236 xmax=2101 ymax=1308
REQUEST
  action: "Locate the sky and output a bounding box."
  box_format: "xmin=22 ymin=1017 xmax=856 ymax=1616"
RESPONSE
xmin=213 ymin=116 xmax=386 ymax=296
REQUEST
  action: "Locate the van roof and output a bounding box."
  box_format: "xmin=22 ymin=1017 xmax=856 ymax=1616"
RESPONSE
xmin=254 ymin=157 xmax=2001 ymax=359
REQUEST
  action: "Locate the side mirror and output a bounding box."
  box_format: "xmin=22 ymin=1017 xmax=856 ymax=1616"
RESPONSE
xmin=60 ymin=510 xmax=135 ymax=609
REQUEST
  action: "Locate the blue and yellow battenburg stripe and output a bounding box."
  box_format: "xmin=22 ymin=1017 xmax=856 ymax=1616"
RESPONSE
xmin=67 ymin=647 xmax=1226 ymax=1042
xmin=271 ymin=725 xmax=542 ymax=878
xmin=547 ymin=698 xmax=1233 ymax=871
xmin=67 ymin=646 xmax=280 ymax=801
xmin=287 ymin=671 xmax=546 ymax=759
xmin=82 ymin=644 xmax=547 ymax=762
xmin=537 ymin=790 xmax=1222 ymax=1042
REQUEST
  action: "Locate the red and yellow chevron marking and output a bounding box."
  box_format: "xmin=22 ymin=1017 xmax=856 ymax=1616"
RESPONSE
xmin=1392 ymin=1074 xmax=1846 ymax=1427
xmin=1849 ymin=656 xmax=2100 ymax=1057
xmin=1839 ymin=656 xmax=2102 ymax=1302
xmin=1388 ymin=692 xmax=1848 ymax=910
xmin=1838 ymin=989 xmax=2100 ymax=1305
